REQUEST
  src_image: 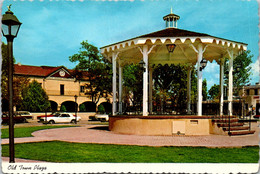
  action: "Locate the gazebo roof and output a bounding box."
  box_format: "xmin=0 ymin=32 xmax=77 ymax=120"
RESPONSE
xmin=140 ymin=28 xmax=209 ymax=38
xmin=101 ymin=18 xmax=247 ymax=66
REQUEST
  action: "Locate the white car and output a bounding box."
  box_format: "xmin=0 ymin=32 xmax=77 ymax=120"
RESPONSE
xmin=94 ymin=112 xmax=109 ymax=122
xmin=39 ymin=113 xmax=81 ymax=124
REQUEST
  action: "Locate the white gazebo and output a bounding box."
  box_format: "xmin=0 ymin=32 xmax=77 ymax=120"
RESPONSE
xmin=101 ymin=10 xmax=247 ymax=117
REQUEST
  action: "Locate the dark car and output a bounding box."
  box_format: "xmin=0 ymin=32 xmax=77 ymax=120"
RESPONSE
xmin=2 ymin=112 xmax=28 ymax=124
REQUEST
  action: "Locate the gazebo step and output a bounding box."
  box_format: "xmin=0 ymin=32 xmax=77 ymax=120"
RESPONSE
xmin=222 ymin=126 xmax=250 ymax=131
xmin=217 ymin=123 xmax=244 ymax=127
xmin=228 ymin=130 xmax=255 ymax=136
xmin=213 ymin=119 xmax=239 ymax=123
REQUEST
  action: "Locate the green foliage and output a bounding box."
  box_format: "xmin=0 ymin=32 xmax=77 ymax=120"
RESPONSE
xmin=20 ymin=80 xmax=50 ymax=112
xmin=60 ymin=105 xmax=67 ymax=112
xmin=2 ymin=141 xmax=258 ymax=163
xmin=202 ymin=79 xmax=208 ymax=101
xmin=153 ymin=64 xmax=194 ymax=113
xmin=1 ymin=125 xmax=77 ymax=139
xmin=123 ymin=64 xmax=143 ymax=110
xmin=209 ymin=84 xmax=220 ymax=100
xmin=224 ymin=50 xmax=253 ymax=96
xmin=79 ymin=104 xmax=86 ymax=112
xmin=98 ymin=104 xmax=105 ymax=113
xmin=69 ymin=40 xmax=112 ymax=104
xmin=1 ymin=42 xmax=29 ymax=107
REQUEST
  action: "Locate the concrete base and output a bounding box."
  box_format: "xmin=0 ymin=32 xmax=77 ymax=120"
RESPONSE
xmin=109 ymin=115 xmax=215 ymax=136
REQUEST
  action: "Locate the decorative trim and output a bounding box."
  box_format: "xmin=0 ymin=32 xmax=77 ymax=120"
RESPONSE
xmin=101 ymin=36 xmax=247 ymax=54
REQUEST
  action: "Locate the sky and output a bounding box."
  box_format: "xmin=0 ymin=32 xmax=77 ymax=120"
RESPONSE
xmin=1 ymin=0 xmax=259 ymax=90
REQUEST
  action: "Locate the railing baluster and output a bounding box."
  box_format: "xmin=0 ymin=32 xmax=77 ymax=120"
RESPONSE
xmin=249 ymin=110 xmax=251 ymax=131
xmin=228 ymin=110 xmax=231 ymax=135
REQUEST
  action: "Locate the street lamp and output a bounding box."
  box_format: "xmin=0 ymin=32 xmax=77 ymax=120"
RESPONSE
xmin=74 ymin=95 xmax=78 ymax=124
xmin=166 ymin=44 xmax=176 ymax=53
xmin=199 ymin=58 xmax=207 ymax=71
xmin=139 ymin=60 xmax=146 ymax=72
xmin=2 ymin=5 xmax=22 ymax=163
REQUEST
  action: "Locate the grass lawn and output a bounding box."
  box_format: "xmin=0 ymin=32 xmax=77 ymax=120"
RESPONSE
xmin=2 ymin=141 xmax=259 ymax=163
xmin=1 ymin=125 xmax=77 ymax=139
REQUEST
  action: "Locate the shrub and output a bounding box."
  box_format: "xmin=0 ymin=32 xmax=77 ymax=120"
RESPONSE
xmin=79 ymin=104 xmax=86 ymax=112
xmin=60 ymin=105 xmax=67 ymax=112
xmin=98 ymin=104 xmax=105 ymax=113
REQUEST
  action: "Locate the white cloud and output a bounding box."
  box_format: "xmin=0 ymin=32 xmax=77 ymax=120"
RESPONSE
xmin=250 ymin=59 xmax=259 ymax=82
xmin=204 ymin=62 xmax=219 ymax=73
xmin=203 ymin=62 xmax=220 ymax=89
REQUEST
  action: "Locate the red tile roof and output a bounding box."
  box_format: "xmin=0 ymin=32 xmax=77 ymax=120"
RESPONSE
xmin=14 ymin=64 xmax=61 ymax=77
xmin=14 ymin=64 xmax=91 ymax=80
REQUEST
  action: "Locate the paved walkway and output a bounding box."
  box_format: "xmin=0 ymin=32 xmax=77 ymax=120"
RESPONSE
xmin=2 ymin=123 xmax=259 ymax=162
xmin=2 ymin=123 xmax=259 ymax=147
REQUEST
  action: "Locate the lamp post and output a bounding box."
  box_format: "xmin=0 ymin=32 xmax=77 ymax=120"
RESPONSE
xmin=74 ymin=95 xmax=78 ymax=124
xmin=2 ymin=5 xmax=22 ymax=163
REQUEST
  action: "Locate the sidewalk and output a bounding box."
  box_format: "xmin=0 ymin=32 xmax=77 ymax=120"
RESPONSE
xmin=2 ymin=123 xmax=259 ymax=147
xmin=1 ymin=123 xmax=259 ymax=163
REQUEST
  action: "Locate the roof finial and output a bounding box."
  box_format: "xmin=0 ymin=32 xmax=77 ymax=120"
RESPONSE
xmin=7 ymin=4 xmax=12 ymax=11
xmin=171 ymin=7 xmax=173 ymax=14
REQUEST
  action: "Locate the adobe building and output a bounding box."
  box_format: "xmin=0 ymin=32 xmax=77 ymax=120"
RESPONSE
xmin=11 ymin=63 xmax=112 ymax=113
xmin=241 ymin=83 xmax=260 ymax=114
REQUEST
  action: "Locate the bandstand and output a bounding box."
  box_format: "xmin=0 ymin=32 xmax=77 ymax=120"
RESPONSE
xmin=100 ymin=10 xmax=251 ymax=136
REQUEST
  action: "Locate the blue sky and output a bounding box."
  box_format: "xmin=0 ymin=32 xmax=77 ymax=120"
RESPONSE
xmin=1 ymin=0 xmax=259 ymax=89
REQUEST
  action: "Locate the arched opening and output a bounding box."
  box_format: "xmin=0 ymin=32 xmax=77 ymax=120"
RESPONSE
xmin=99 ymin=102 xmax=112 ymax=113
xmin=60 ymin=101 xmax=78 ymax=112
xmin=49 ymin=100 xmax=58 ymax=112
xmin=80 ymin=101 xmax=96 ymax=112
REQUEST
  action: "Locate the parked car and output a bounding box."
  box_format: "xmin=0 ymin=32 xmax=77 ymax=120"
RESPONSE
xmin=89 ymin=112 xmax=109 ymax=122
xmin=15 ymin=111 xmax=33 ymax=119
xmin=38 ymin=113 xmax=81 ymax=124
xmin=37 ymin=112 xmax=62 ymax=121
xmin=2 ymin=112 xmax=28 ymax=124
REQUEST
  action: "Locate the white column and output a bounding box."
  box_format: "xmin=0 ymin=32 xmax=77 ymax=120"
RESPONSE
xmin=228 ymin=53 xmax=234 ymax=116
xmin=197 ymin=44 xmax=203 ymax=116
xmin=143 ymin=45 xmax=149 ymax=116
xmin=219 ymin=59 xmax=224 ymax=116
xmin=187 ymin=66 xmax=192 ymax=114
xmin=138 ymin=45 xmax=155 ymax=116
xmin=149 ymin=67 xmax=153 ymax=114
xmin=119 ymin=61 xmax=123 ymax=114
xmin=112 ymin=52 xmax=118 ymax=116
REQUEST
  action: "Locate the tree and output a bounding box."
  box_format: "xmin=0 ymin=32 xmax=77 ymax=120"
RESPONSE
xmin=69 ymin=40 xmax=112 ymax=104
xmin=202 ymin=79 xmax=208 ymax=101
xmin=1 ymin=42 xmax=30 ymax=107
xmin=123 ymin=64 xmax=143 ymax=112
xmin=153 ymin=64 xmax=191 ymax=113
xmin=208 ymin=84 xmax=220 ymax=100
xmin=20 ymin=80 xmax=50 ymax=112
xmin=224 ymin=50 xmax=253 ymax=96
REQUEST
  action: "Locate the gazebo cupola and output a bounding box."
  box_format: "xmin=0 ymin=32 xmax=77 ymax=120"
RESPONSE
xmin=163 ymin=8 xmax=180 ymax=28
